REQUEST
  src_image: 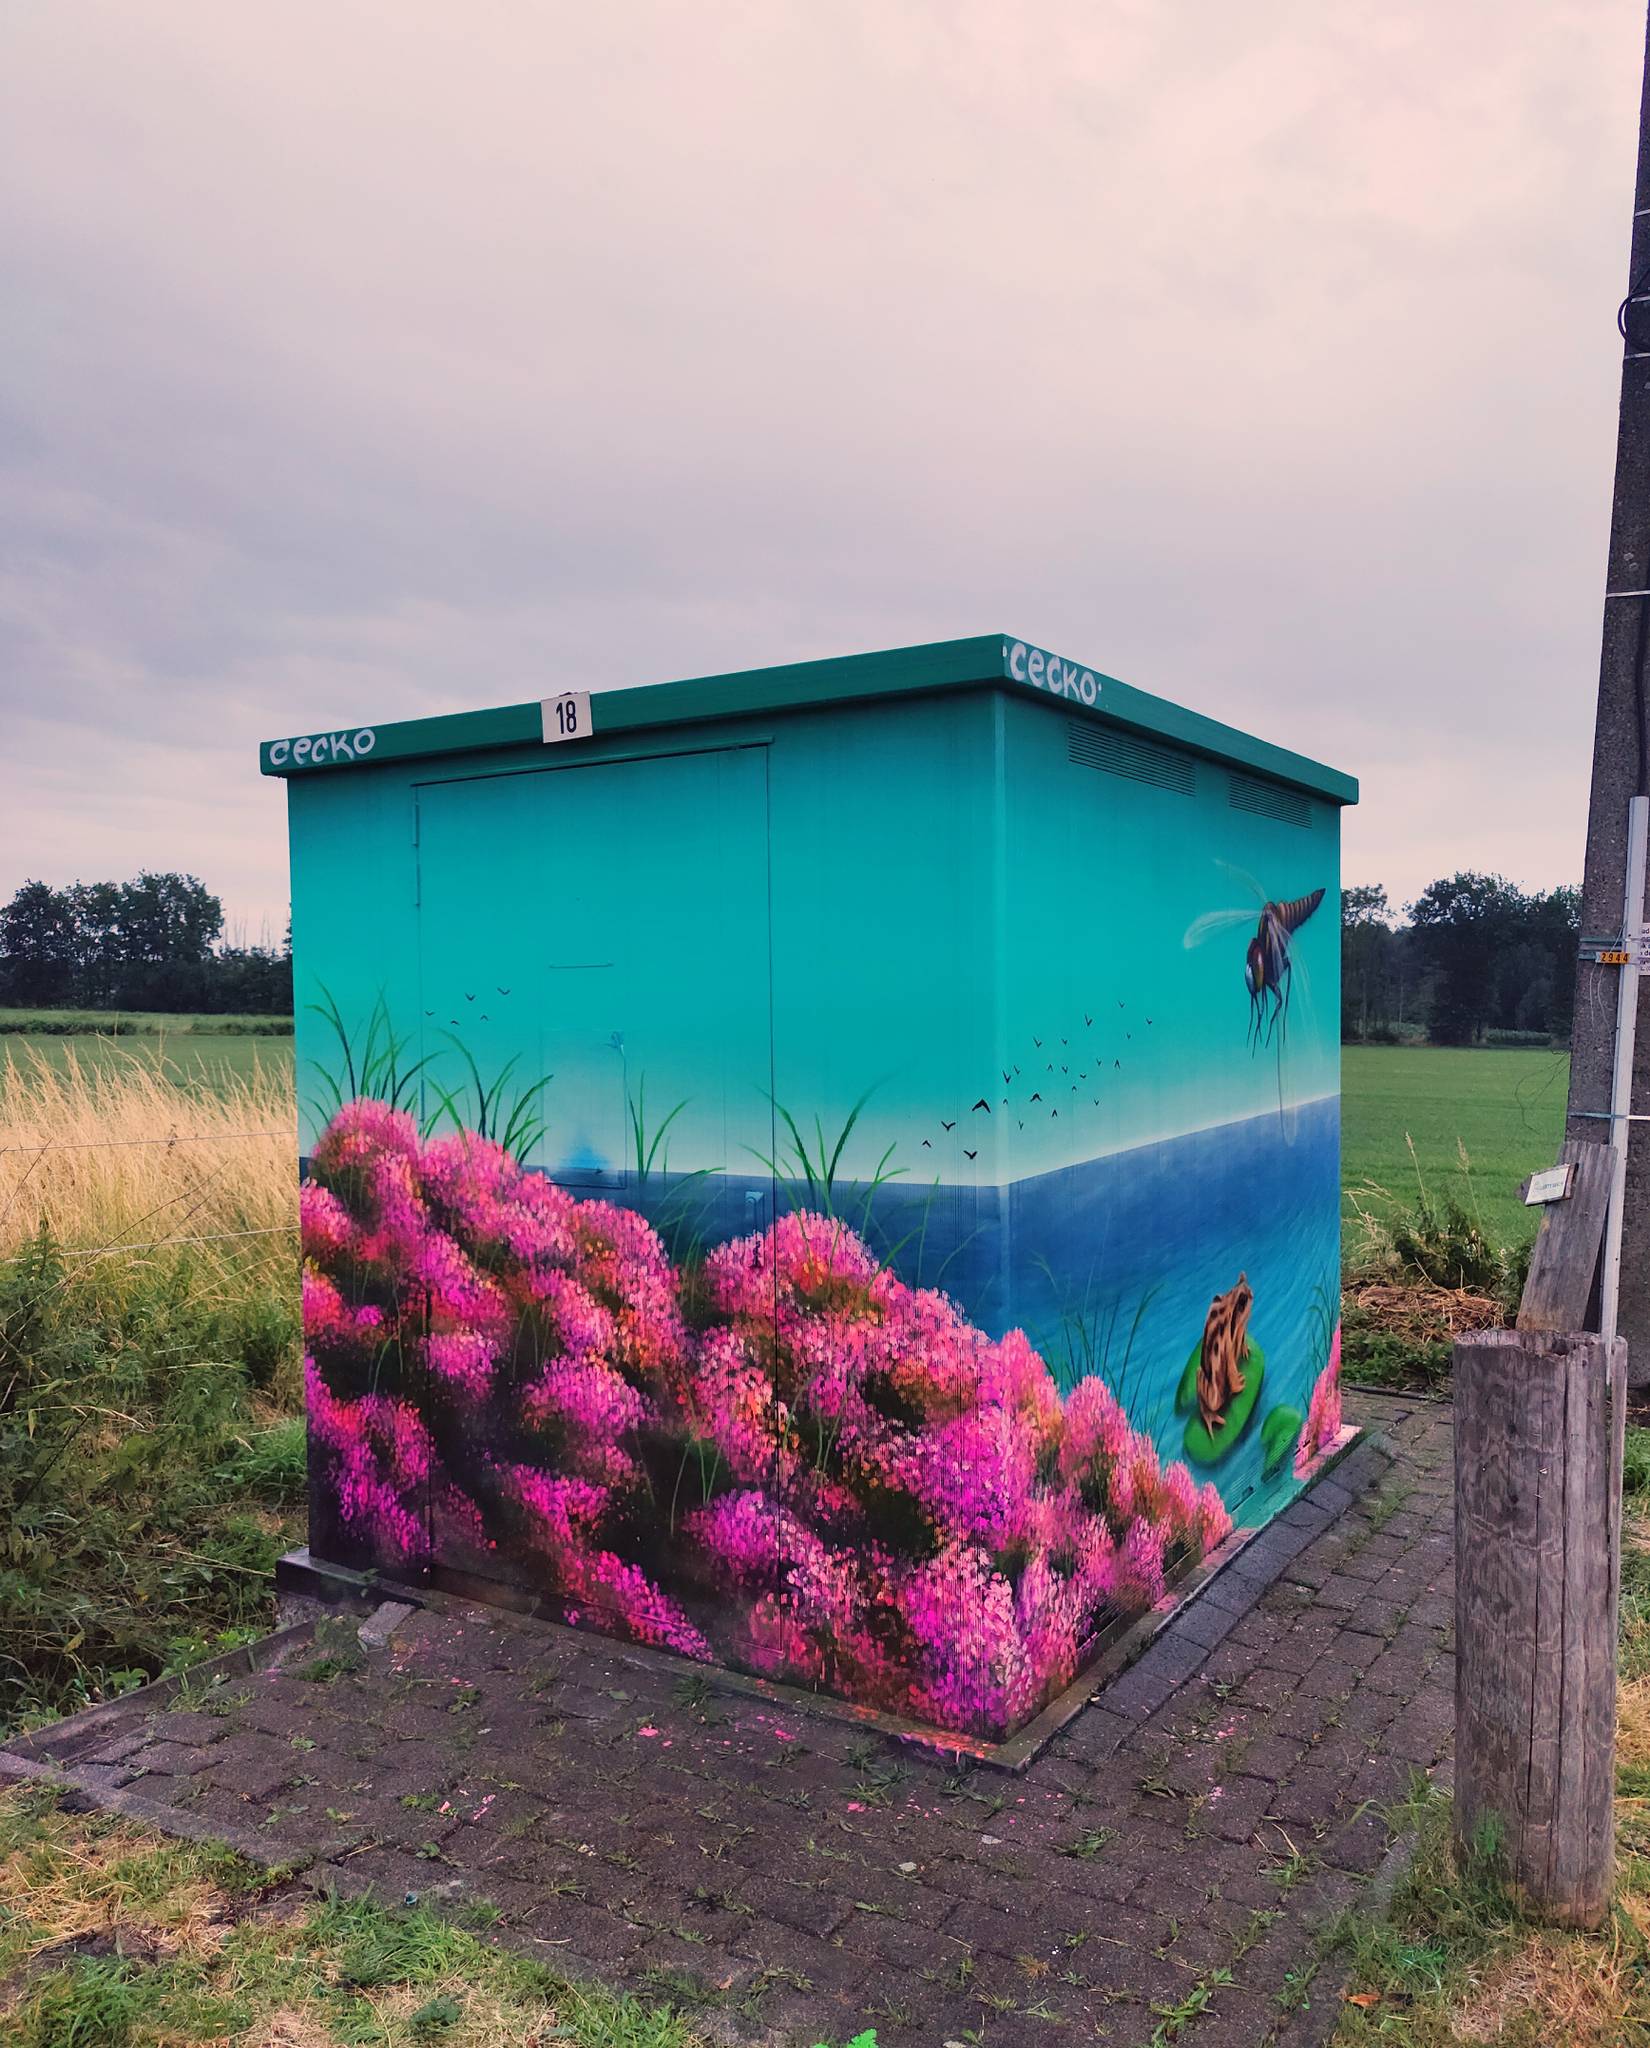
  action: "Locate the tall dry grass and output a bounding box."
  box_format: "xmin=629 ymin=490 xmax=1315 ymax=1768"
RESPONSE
xmin=0 ymin=1041 xmax=297 ymax=1258
xmin=0 ymin=1044 xmax=299 ymax=1353
xmin=0 ymin=1046 xmax=305 ymax=1728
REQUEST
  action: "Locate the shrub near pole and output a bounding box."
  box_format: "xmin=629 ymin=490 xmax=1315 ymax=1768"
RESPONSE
xmin=1452 ymin=1328 xmax=1626 ymax=1926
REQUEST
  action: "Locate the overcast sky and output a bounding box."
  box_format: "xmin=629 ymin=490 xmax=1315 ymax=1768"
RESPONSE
xmin=1 ymin=1 xmax=1643 ymax=935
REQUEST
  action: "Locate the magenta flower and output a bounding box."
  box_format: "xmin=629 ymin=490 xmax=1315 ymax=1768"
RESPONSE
xmin=299 ymin=1180 xmax=356 ymax=1262
xmin=495 ymin=1461 xmax=712 ymax=1661
xmin=1118 ymin=1515 xmax=1167 ymax=1608
xmin=1197 ymin=1481 xmax=1233 ymax=1551
xmin=1295 ymin=1325 xmax=1343 ymax=1475
xmin=305 ymin=1360 xmax=435 ymax=1563
xmin=521 ymin=1356 xmax=649 ymax=1485
xmin=900 ymin=1545 xmax=1038 ymax=1734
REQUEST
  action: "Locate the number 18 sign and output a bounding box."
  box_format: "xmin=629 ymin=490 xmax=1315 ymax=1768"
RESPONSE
xmin=540 ymin=691 xmax=593 ymax=745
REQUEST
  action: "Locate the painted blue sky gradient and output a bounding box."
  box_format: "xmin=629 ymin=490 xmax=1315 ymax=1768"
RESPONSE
xmin=0 ymin=1 xmax=1641 ymax=929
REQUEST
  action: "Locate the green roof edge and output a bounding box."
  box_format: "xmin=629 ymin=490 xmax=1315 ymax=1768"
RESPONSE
xmin=258 ymin=632 xmax=1358 ymax=806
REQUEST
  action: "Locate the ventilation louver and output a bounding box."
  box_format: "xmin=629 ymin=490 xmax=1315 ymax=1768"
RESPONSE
xmin=1228 ymin=773 xmax=1311 ymax=828
xmin=1067 ymin=721 xmax=1194 ymax=795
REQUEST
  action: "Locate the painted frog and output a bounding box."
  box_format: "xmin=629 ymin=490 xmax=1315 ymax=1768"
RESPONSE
xmin=1197 ymin=1274 xmax=1253 ymax=1435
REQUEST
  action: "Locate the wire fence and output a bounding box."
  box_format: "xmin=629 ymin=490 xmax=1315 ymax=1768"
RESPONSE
xmin=0 ymin=1131 xmax=288 ymax=1156
xmin=0 ymin=1120 xmax=299 ymax=1269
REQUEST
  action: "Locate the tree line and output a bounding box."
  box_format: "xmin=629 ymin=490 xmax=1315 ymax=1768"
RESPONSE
xmin=0 ymin=864 xmax=1578 ymax=1042
xmin=0 ymin=874 xmax=292 ymax=1015
xmin=1343 ymin=873 xmax=1579 ymax=1047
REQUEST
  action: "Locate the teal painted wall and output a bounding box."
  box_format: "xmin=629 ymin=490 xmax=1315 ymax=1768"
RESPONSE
xmin=290 ymin=687 xmax=1338 ymax=1197
xmin=997 ymin=691 xmax=1340 ymax=1170
xmin=290 ymin=695 xmax=1007 ymax=1177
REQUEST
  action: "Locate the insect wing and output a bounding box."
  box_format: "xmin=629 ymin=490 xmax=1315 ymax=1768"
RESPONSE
xmin=1182 ymin=906 xmax=1256 ymax=951
xmin=1214 ymin=858 xmax=1269 ymax=905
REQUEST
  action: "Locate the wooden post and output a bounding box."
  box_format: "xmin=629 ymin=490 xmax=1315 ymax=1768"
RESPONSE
xmin=1454 ymin=1328 xmax=1626 ymax=1926
xmin=1516 ymin=1139 xmax=1616 ymax=1335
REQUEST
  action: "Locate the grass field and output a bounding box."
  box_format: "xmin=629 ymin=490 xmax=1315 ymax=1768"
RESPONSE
xmin=0 ymin=1011 xmax=295 ymax=1091
xmin=0 ymin=1785 xmax=723 ymax=2047
xmin=1341 ymin=1044 xmax=1569 ymax=1247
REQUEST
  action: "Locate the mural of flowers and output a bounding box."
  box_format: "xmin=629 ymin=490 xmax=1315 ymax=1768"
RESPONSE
xmin=302 ymin=1096 xmax=1234 ymax=1742
xmin=1295 ymin=1326 xmax=1343 ymax=1476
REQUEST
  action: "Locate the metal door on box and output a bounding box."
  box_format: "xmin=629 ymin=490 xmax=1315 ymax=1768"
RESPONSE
xmin=412 ymin=745 xmax=781 ymax=1651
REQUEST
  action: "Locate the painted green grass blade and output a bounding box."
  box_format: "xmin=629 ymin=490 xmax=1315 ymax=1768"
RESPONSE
xmin=825 ymin=1087 xmax=877 ymax=1195
xmin=628 ymin=1079 xmax=649 ymax=1181
xmin=645 ymin=1098 xmax=688 ymax=1176
xmin=383 ymin=1050 xmax=438 ymax=1116
xmin=424 ymin=1077 xmax=471 ymax=1137
xmin=303 ymin=1072 xmax=343 ymax=1126
xmin=853 ymin=1140 xmax=906 ymax=1234
xmin=876 ymin=1174 xmax=945 ymax=1278
xmin=932 ymin=1220 xmax=986 ymax=1294
xmin=434 ymin=1031 xmax=494 ymax=1138
xmin=356 ymin=993 xmax=394 ymax=1098
xmin=304 ymin=986 xmax=358 ymax=1102
xmin=498 ymin=1072 xmax=553 ymax=1159
xmin=628 ymin=1083 xmax=689 ymax=1187
xmin=771 ymin=1101 xmax=819 ymax=1205
xmin=482 ymin=1050 xmax=523 ymax=1142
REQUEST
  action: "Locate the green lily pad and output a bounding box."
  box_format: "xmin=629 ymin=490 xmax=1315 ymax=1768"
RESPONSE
xmin=1259 ymin=1404 xmax=1304 ymax=1480
xmin=1177 ymin=1339 xmax=1266 ymax=1467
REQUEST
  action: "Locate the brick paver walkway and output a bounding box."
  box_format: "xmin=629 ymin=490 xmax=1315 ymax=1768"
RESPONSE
xmin=1 ymin=1391 xmax=1455 ymax=2047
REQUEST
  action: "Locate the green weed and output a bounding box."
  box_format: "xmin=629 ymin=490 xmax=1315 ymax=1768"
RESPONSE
xmin=0 ymin=1235 xmax=301 ymax=1733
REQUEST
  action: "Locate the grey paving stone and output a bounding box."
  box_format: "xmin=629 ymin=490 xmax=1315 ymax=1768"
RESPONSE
xmin=126 ymin=1742 xmax=220 ymax=1779
xmin=357 ymin=1599 xmax=420 ymax=1652
xmin=1173 ymin=1596 xmax=1243 ymax=1652
xmin=0 ymin=1387 xmax=1455 ymax=2048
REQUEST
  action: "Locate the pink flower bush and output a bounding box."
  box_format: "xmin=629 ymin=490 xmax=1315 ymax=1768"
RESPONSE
xmin=303 ymin=1099 xmax=1235 ymax=1740
xmin=494 ymin=1462 xmax=713 ymax=1661
xmin=306 ymin=1361 xmax=433 ymax=1563
xmin=1296 ymin=1325 xmax=1344 ymax=1476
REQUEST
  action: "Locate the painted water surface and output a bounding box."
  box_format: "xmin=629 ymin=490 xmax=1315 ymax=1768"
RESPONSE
xmin=1005 ymin=1097 xmax=1342 ymax=1528
xmin=546 ymin=1100 xmax=1343 ymax=1527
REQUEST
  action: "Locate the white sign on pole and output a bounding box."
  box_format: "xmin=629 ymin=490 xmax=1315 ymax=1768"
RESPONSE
xmin=1523 ymin=1164 xmax=1577 ymax=1206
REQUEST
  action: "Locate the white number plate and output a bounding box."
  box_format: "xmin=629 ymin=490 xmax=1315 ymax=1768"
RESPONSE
xmin=540 ymin=691 xmax=593 ymax=745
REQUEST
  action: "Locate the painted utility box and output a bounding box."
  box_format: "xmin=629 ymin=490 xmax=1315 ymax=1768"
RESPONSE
xmin=267 ymin=635 xmax=1356 ymax=1746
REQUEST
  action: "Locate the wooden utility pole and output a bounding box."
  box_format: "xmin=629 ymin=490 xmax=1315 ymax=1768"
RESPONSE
xmin=1567 ymin=6 xmax=1650 ymax=1376
xmin=1451 ymin=12 xmax=1650 ymax=1925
